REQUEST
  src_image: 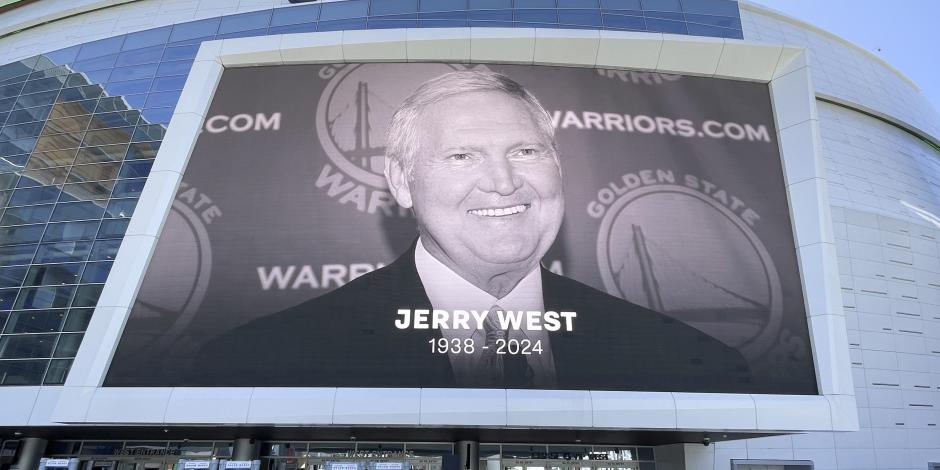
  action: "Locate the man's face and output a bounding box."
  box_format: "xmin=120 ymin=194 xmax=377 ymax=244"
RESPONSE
xmin=389 ymin=91 xmax=564 ymax=274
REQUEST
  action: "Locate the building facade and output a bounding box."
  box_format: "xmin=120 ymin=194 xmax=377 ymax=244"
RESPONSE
xmin=0 ymin=0 xmax=937 ymax=469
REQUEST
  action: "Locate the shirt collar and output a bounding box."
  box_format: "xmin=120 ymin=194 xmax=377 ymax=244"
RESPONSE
xmin=414 ymin=237 xmax=544 ymax=312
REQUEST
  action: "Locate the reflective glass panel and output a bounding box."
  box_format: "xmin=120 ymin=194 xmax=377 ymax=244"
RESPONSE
xmin=3 ymin=309 xmax=66 ymax=333
xmin=0 ymin=334 xmax=58 ymax=358
xmin=24 ymin=263 xmax=83 ymax=286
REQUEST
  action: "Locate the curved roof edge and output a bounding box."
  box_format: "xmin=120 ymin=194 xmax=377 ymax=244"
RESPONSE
xmin=0 ymin=0 xmax=137 ymax=38
xmin=818 ymin=93 xmax=940 ymax=151
xmin=738 ymin=0 xmax=920 ymax=91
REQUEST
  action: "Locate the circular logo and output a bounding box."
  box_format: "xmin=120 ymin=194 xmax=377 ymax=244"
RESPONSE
xmin=597 ymin=185 xmax=783 ymax=358
xmin=315 ymin=63 xmax=468 ymax=189
xmin=134 ymin=199 xmax=213 ymax=351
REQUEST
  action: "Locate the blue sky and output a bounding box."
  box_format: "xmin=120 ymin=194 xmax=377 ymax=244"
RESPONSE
xmin=750 ymin=0 xmax=939 ymax=112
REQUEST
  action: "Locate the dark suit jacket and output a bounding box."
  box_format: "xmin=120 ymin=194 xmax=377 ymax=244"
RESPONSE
xmin=192 ymin=245 xmax=751 ymax=391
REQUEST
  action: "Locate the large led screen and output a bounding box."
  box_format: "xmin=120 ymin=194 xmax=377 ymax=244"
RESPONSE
xmin=105 ymin=63 xmax=818 ymax=394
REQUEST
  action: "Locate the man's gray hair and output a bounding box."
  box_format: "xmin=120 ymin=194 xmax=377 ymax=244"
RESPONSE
xmin=385 ymin=70 xmax=557 ymax=176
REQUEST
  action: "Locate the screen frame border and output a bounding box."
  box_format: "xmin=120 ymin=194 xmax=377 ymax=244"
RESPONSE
xmin=51 ymin=28 xmax=856 ymax=434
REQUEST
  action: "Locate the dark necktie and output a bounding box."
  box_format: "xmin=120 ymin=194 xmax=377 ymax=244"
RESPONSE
xmin=482 ymin=306 xmax=534 ymax=388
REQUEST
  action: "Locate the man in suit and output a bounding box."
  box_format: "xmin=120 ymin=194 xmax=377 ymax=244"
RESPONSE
xmin=197 ymin=71 xmax=750 ymax=392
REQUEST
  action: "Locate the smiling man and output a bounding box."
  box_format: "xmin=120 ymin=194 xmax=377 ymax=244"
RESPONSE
xmin=197 ymin=71 xmax=752 ymax=391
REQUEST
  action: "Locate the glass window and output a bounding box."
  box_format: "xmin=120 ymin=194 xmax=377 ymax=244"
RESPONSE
xmin=24 ymin=263 xmax=83 ymax=286
xmin=80 ymin=261 xmax=112 ymax=283
xmin=25 ymin=150 xmax=77 ymax=170
xmin=42 ymin=220 xmax=100 ymax=242
xmin=82 ymin=127 xmax=134 ymax=147
xmin=685 ymin=12 xmax=739 ymax=28
xmin=469 ymin=9 xmax=513 ymax=20
xmin=0 ymin=172 xmax=17 ymax=190
xmin=420 ymin=0 xmax=466 ymax=10
xmin=21 ymin=76 xmax=65 ymax=95
xmin=0 ymin=359 xmax=48 ymax=384
xmin=43 ymin=115 xmax=93 ymax=135
xmin=103 ymin=78 xmax=151 ymax=96
xmin=14 ymin=90 xmax=59 ymax=110
xmin=0 ymin=204 xmax=54 ymax=226
xmin=76 ymin=36 xmax=125 ymax=61
xmin=219 ymin=10 xmax=273 ymax=34
xmin=74 ymin=144 xmax=129 ymax=164
xmin=108 ymin=63 xmax=158 ymax=83
xmin=558 ymin=0 xmax=597 ymax=6
xmin=43 ymin=358 xmax=72 ymax=384
xmin=144 ymin=90 xmax=180 ymax=109
xmin=7 ymin=105 xmax=53 ymax=124
xmin=34 ymin=133 xmax=84 ymax=152
xmin=681 ymin=0 xmax=737 ymax=16
xmin=71 ymin=284 xmax=102 ymax=308
xmin=0 ymin=312 xmax=6 ymax=332
xmin=49 ymin=99 xmax=97 ymax=119
xmin=3 ymin=309 xmax=66 ymax=333
xmin=124 ymin=142 xmax=158 ymax=160
xmin=515 ymin=8 xmax=557 ymax=21
xmin=14 ymin=285 xmax=75 ymax=309
xmin=0 ymin=81 xmax=24 ymax=99
xmin=0 ymin=138 xmax=36 ymax=157
xmin=686 ymin=22 xmax=739 ymax=38
xmin=0 ymin=243 xmax=38 ymax=265
xmin=57 ymin=84 xmax=103 ymax=104
xmin=645 ymin=16 xmax=686 ymax=33
xmin=115 ymin=45 xmax=165 ymax=67
xmin=169 ymin=17 xmax=221 ymax=44
xmin=271 ymin=4 xmax=321 ymax=26
xmin=0 ymin=287 xmax=15 ymax=309
xmin=0 ymin=96 xmax=16 ymax=113
xmin=645 ymin=10 xmax=682 ymax=20
xmin=150 ymin=75 xmax=187 ymax=92
xmin=34 ymin=241 xmax=92 ymax=263
xmin=559 ymin=9 xmax=601 ymax=25
xmin=67 ymin=162 xmax=122 ymax=184
xmin=600 ymin=0 xmax=641 ymax=9
xmin=94 ymin=96 xmax=132 ymax=113
xmin=321 ymin=0 xmax=369 ymax=20
xmin=119 ymin=160 xmax=152 ymax=179
xmin=131 ymin=124 xmax=166 ymax=142
xmin=97 ymin=218 xmax=129 ymax=239
xmin=89 ymin=239 xmax=121 ymax=261
xmin=140 ymin=107 xmax=173 ymax=125
xmin=88 ymin=110 xmax=141 ymax=130
xmin=0 ymin=265 xmax=28 ymax=288
xmin=470 ymin=0 xmax=511 ymax=7
xmin=515 ymin=0 xmax=554 ymax=7
xmin=8 ymin=185 xmax=60 ymax=206
xmin=162 ymin=44 xmax=200 ymax=62
xmin=602 ymin=12 xmax=645 ymax=29
xmin=641 ymin=0 xmax=680 ymax=11
xmin=111 ymin=178 xmax=146 ymax=198
xmin=371 ymin=0 xmax=418 ymax=15
xmin=268 ymin=22 xmax=319 ymax=35
xmin=79 ymin=442 xmax=124 ymax=456
xmin=60 ymin=180 xmax=114 ymax=202
xmin=50 ymin=200 xmax=107 ymax=222
xmin=53 ymin=332 xmax=83 ymax=357
xmin=1 ymin=154 xmax=28 ymax=173
xmin=122 ymin=25 xmax=171 ymax=51
xmin=17 ymin=167 xmax=70 ymax=188
xmin=1 ymin=121 xmax=45 ymax=141
xmin=0 ymin=224 xmax=45 ymax=245
xmin=63 ymin=308 xmax=94 ymax=332
xmin=156 ymin=60 xmax=194 ymax=77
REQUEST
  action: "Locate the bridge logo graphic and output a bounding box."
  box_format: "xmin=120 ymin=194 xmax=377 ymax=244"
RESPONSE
xmin=596 ymin=184 xmax=783 ymax=359
xmin=315 ymin=63 xmax=467 ymax=189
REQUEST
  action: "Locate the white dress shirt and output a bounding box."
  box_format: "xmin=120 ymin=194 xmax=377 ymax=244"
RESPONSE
xmin=414 ymin=238 xmax=557 ymax=387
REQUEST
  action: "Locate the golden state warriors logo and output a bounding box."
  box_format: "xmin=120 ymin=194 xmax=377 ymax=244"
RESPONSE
xmin=589 ymin=169 xmax=783 ymax=359
xmin=131 ymin=182 xmax=219 ymax=356
xmin=314 ymin=63 xmax=467 ymax=214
